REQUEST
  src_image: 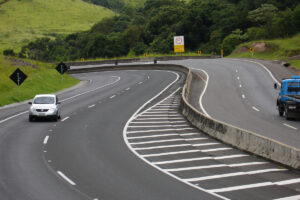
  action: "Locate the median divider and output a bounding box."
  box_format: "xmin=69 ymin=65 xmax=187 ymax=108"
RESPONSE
xmin=67 ymin=59 xmax=300 ymax=170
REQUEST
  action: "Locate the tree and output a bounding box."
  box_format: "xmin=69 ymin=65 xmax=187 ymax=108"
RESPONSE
xmin=222 ymin=29 xmax=248 ymax=55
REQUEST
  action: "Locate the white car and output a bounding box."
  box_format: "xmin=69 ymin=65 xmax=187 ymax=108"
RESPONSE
xmin=28 ymin=94 xmax=61 ymax=122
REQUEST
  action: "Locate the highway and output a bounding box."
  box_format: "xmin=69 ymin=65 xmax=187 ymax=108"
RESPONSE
xmin=0 ymin=61 xmax=299 ymax=200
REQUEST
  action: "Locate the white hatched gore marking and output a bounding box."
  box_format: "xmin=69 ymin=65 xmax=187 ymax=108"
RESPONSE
xmin=201 ymin=147 xmax=232 ymax=152
xmin=242 ymin=94 xmax=246 ymax=99
xmin=110 ymin=95 xmax=116 ymax=99
xmin=143 ymin=149 xmax=200 ymax=157
xmin=275 ymin=178 xmax=300 ymax=185
xmin=128 ymin=124 xmax=189 ymax=128
xmin=130 ymin=121 xmax=186 ymax=124
xmin=57 ymin=171 xmax=76 ymax=185
xmin=185 ymin=168 xmax=287 ymax=182
xmin=126 ymin=88 xmax=130 ymax=90
xmin=43 ymin=136 xmax=49 ymax=144
xmin=135 ymin=118 xmax=184 ymax=120
xmin=252 ymin=106 xmax=260 ymax=112
xmin=130 ymin=137 xmax=207 ymax=145
xmin=127 ymin=127 xmax=194 ymax=134
xmin=274 ymin=195 xmax=300 ymax=200
xmin=134 ymin=144 xmax=191 ymax=150
xmin=283 ymin=123 xmax=298 ymax=130
xmin=193 ymin=143 xmax=220 ymax=147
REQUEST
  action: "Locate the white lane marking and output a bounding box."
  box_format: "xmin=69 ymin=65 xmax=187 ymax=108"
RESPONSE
xmin=130 ymin=121 xmax=186 ymax=124
xmin=61 ymin=117 xmax=69 ymax=122
xmin=134 ymin=144 xmax=191 ymax=150
xmin=236 ymin=69 xmax=238 ymax=73
xmin=128 ymin=124 xmax=189 ymax=128
xmin=127 ymin=132 xmax=199 ymax=139
xmin=239 ymin=84 xmax=242 ymax=88
xmin=143 ymin=149 xmax=201 ymax=157
xmin=127 ymin=127 xmax=194 ymax=134
xmin=147 ymin=76 xmax=150 ymax=79
xmin=242 ymin=94 xmax=245 ymax=99
xmin=0 ymin=110 xmax=29 ymax=124
xmin=110 ymin=95 xmax=116 ymax=99
xmin=283 ymin=123 xmax=298 ymax=130
xmin=193 ymin=68 xmax=211 ymax=117
xmin=185 ymin=168 xmax=287 ymax=182
xmin=201 ymin=147 xmax=232 ymax=152
xmin=140 ymin=114 xmax=182 ymax=117
xmin=209 ymin=182 xmax=274 ymax=193
xmin=57 ymin=171 xmax=76 ymax=186
xmin=252 ymin=106 xmax=260 ymax=112
xmin=145 ymin=111 xmax=179 ymax=114
xmin=126 ymin=88 xmax=130 ymax=91
xmin=129 ymin=138 xmax=207 ymax=145
xmin=138 ymin=82 xmax=143 ymax=84
xmin=274 ymin=195 xmax=300 ymax=200
xmin=153 ymin=154 xmax=249 ymax=165
xmin=88 ymin=104 xmax=95 ymax=108
xmin=135 ymin=118 xmax=184 ymax=120
xmin=193 ymin=143 xmax=219 ymax=147
xmin=43 ymin=136 xmax=49 ymax=144
xmin=209 ymin=178 xmax=300 ymax=193
xmin=166 ymin=162 xmax=267 ymax=172
xmin=0 ymin=76 xmax=121 ymax=125
xmin=237 ymin=77 xmax=240 ymax=80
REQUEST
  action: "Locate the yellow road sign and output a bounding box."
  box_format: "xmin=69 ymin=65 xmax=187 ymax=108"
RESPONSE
xmin=174 ymin=45 xmax=184 ymax=53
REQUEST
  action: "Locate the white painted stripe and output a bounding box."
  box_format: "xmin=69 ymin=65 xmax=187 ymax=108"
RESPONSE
xmin=201 ymin=148 xmax=232 ymax=152
xmin=242 ymin=94 xmax=246 ymax=99
xmin=130 ymin=121 xmax=186 ymax=124
xmin=283 ymin=123 xmax=298 ymax=130
xmin=43 ymin=136 xmax=49 ymax=144
xmin=138 ymin=82 xmax=143 ymax=84
xmin=193 ymin=143 xmax=220 ymax=147
xmin=275 ymin=178 xmax=300 ymax=185
xmin=57 ymin=171 xmax=76 ymax=185
xmin=150 ymin=108 xmax=177 ymax=111
xmin=209 ymin=182 xmax=273 ymax=193
xmin=110 ymin=95 xmax=116 ymax=99
xmin=166 ymin=162 xmax=267 ymax=172
xmin=274 ymin=195 xmax=300 ymax=200
xmin=145 ymin=111 xmax=179 ymax=114
xmin=0 ymin=110 xmax=28 ymax=124
xmin=252 ymin=106 xmax=260 ymax=112
xmin=134 ymin=144 xmax=191 ymax=150
xmin=239 ymin=84 xmax=242 ymax=88
xmin=130 ymin=137 xmax=207 ymax=145
xmin=128 ymin=124 xmax=189 ymax=128
xmin=61 ymin=116 xmax=69 ymax=122
xmin=126 ymin=88 xmax=130 ymax=90
xmin=135 ymin=118 xmax=184 ymax=120
xmin=140 ymin=114 xmax=182 ymax=117
xmin=127 ymin=127 xmax=194 ymax=134
xmin=88 ymin=104 xmax=95 ymax=108
xmin=237 ymin=77 xmax=240 ymax=80
xmin=153 ymin=154 xmax=249 ymax=165
xmin=185 ymin=169 xmax=287 ymax=182
xmin=158 ymin=104 xmax=180 ymax=106
xmin=179 ymin=133 xmax=200 ymax=136
xmin=127 ymin=132 xmax=199 ymax=139
xmin=143 ymin=149 xmax=200 ymax=157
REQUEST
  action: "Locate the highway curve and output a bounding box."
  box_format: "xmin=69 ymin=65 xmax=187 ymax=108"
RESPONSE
xmin=164 ymin=59 xmax=300 ymax=148
xmin=0 ymin=70 xmax=218 ymax=200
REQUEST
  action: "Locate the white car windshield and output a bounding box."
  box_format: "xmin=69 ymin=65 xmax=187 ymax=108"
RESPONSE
xmin=33 ymin=97 xmax=55 ymax=104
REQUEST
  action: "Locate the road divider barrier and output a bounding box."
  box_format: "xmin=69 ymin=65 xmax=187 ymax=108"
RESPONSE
xmin=67 ymin=57 xmax=300 ymax=170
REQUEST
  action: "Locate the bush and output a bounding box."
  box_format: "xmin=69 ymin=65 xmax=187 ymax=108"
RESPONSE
xmin=133 ymin=42 xmax=147 ymax=55
xmin=3 ymin=49 xmax=15 ymax=56
xmin=222 ymin=29 xmax=248 ymax=55
xmin=247 ymin=27 xmax=267 ymax=40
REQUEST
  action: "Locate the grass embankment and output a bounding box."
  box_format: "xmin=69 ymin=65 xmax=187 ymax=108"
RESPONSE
xmin=0 ymin=0 xmax=114 ymax=52
xmin=230 ymin=34 xmax=300 ymax=70
xmin=0 ymin=55 xmax=79 ymax=106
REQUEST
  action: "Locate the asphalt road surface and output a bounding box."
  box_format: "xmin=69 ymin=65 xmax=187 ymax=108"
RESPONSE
xmin=0 ymin=64 xmax=300 ymax=200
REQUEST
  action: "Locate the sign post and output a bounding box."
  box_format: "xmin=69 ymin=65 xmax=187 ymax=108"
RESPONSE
xmin=56 ymin=62 xmax=68 ymax=81
xmin=174 ymin=36 xmax=184 ymax=54
xmin=9 ymin=68 xmax=27 ymax=96
xmin=221 ymin=49 xmax=224 ymax=58
xmin=250 ymin=48 xmax=254 ymax=56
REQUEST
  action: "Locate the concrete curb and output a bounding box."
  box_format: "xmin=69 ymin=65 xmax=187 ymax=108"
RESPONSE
xmin=181 ymin=70 xmax=300 ymax=170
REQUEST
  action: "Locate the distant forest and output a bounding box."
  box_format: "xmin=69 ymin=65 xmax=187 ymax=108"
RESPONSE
xmin=6 ymin=0 xmax=300 ymax=61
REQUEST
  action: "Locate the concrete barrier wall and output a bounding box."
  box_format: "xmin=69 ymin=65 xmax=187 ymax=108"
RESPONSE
xmin=68 ymin=61 xmax=300 ymax=169
xmin=182 ymin=70 xmax=300 ymax=170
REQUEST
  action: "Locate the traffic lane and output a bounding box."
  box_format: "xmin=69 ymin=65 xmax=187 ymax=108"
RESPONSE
xmin=45 ymin=70 xmax=219 ymax=200
xmin=0 ymin=71 xmax=148 ymax=200
xmin=162 ymin=59 xmax=300 ymax=147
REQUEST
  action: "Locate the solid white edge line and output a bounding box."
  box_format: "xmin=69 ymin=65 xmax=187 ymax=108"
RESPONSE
xmin=274 ymin=195 xmax=300 ymax=200
xmin=252 ymin=106 xmax=260 ymax=112
xmin=123 ymin=71 xmax=230 ymax=200
xmin=57 ymin=171 xmax=76 ymax=186
xmin=192 ymin=68 xmax=211 ymax=118
xmin=43 ymin=136 xmax=49 ymax=144
xmin=88 ymin=104 xmax=95 ymax=108
xmin=0 ymin=76 xmax=121 ymax=125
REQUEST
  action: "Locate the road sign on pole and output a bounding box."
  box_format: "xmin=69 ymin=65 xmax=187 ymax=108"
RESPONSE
xmin=56 ymin=62 xmax=68 ymax=81
xmin=9 ymin=68 xmax=27 ymax=96
xmin=221 ymin=49 xmax=224 ymax=58
xmin=174 ymin=36 xmax=184 ymax=53
xmin=250 ymin=48 xmax=254 ymax=56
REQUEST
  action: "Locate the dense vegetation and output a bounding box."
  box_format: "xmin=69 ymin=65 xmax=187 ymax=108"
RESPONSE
xmin=7 ymin=0 xmax=300 ymax=61
xmin=82 ymin=0 xmax=145 ymax=11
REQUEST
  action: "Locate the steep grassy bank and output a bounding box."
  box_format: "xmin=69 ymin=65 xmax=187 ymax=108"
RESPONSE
xmin=0 ymin=0 xmax=114 ymax=52
xmin=0 ymin=55 xmax=79 ymax=106
xmin=230 ymin=34 xmax=300 ymax=70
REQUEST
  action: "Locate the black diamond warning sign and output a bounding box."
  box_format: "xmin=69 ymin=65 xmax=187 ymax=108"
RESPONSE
xmin=56 ymin=62 xmax=68 ymax=75
xmin=9 ymin=68 xmax=27 ymax=86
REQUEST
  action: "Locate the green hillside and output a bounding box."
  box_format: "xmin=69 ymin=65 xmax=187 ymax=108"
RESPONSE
xmin=230 ymin=34 xmax=300 ymax=70
xmin=0 ymin=0 xmax=114 ymax=52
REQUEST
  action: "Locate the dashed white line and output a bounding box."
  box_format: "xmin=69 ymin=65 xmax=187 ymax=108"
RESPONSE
xmin=283 ymin=123 xmax=298 ymax=130
xmin=126 ymin=88 xmax=130 ymax=90
xmin=110 ymin=95 xmax=116 ymax=99
xmin=43 ymin=136 xmax=49 ymax=144
xmin=61 ymin=116 xmax=69 ymax=122
xmin=88 ymin=104 xmax=95 ymax=108
xmin=239 ymin=84 xmax=242 ymax=88
xmin=252 ymin=106 xmax=260 ymax=112
xmin=242 ymin=94 xmax=246 ymax=99
xmin=57 ymin=171 xmax=76 ymax=186
xmin=138 ymin=82 xmax=143 ymax=84
xmin=237 ymin=77 xmax=240 ymax=80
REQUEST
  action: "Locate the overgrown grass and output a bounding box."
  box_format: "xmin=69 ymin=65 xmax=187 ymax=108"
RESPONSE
xmin=0 ymin=0 xmax=114 ymax=52
xmin=230 ymin=34 xmax=300 ymax=70
xmin=0 ymin=55 xmax=79 ymax=106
